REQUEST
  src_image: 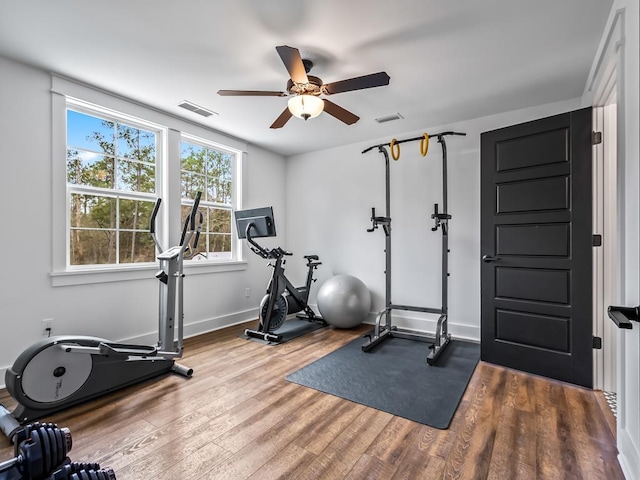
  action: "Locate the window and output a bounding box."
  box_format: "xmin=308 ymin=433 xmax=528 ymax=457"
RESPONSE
xmin=56 ymin=84 xmax=245 ymax=279
xmin=66 ymin=107 xmax=161 ymax=266
xmin=180 ymin=138 xmax=234 ymax=260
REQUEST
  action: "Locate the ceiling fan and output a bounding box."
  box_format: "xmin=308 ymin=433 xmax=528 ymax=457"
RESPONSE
xmin=218 ymin=45 xmax=390 ymax=129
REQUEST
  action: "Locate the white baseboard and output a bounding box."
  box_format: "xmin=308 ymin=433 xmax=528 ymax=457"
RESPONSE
xmin=618 ymin=428 xmax=640 ymax=480
xmin=0 ymin=309 xmax=479 ymax=392
xmin=361 ymin=310 xmax=480 ymax=342
xmin=0 ymin=309 xmax=258 ymax=391
xmin=123 ymin=308 xmax=257 ymax=345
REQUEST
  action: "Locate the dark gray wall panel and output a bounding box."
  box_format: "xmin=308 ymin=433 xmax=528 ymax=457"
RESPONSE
xmin=496 ymin=128 xmax=569 ymax=172
xmin=496 ymin=267 xmax=570 ymax=304
xmin=497 ymin=176 xmax=569 ymax=213
xmin=496 ymin=309 xmax=570 ymax=352
xmin=496 ymin=224 xmax=569 ymax=257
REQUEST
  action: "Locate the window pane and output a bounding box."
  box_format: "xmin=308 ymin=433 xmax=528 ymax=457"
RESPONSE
xmin=119 ymin=231 xmax=156 ymax=264
xmin=207 ymin=207 xmax=231 ymax=233
xmin=67 ymin=151 xmax=115 ymax=188
xmin=117 ymin=159 xmax=155 ymax=193
xmin=207 ymin=175 xmax=232 ymax=204
xmin=205 ymin=151 xmax=232 ymax=176
xmin=66 ymin=106 xmax=162 ymax=268
xmin=181 ymin=142 xmax=206 ymax=173
xmin=70 ymin=229 xmax=116 ymax=265
xmin=117 ymin=124 xmax=155 ymax=163
xmin=208 ymin=233 xmax=232 ymax=254
xmin=206 ymin=151 xmax=232 ymax=204
xmin=67 ymin=110 xmax=114 ymax=154
xmin=70 ymin=194 xmax=116 ymax=229
xmin=119 ymin=198 xmax=155 ymax=230
xmin=181 ymin=172 xmax=205 ymax=199
xmin=181 ymin=141 xmax=233 ymax=204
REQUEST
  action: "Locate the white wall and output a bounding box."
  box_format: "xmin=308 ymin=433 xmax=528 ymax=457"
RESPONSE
xmin=0 ymin=56 xmax=287 ymax=386
xmin=285 ymin=97 xmax=582 ymax=341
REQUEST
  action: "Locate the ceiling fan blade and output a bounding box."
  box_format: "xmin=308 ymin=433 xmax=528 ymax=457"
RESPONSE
xmin=275 ymin=45 xmax=309 ymax=84
xmin=323 ymin=72 xmax=390 ymax=95
xmin=218 ymin=90 xmax=287 ymax=97
xmin=322 ymin=99 xmax=359 ymax=125
xmin=270 ymin=108 xmax=293 ymax=129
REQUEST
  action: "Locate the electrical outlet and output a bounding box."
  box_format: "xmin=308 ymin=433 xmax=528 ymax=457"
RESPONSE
xmin=245 ymin=288 xmax=251 ymax=298
xmin=42 ymin=318 xmax=54 ymax=336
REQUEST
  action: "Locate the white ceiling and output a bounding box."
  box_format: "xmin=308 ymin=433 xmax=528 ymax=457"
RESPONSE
xmin=0 ymin=0 xmax=612 ymax=156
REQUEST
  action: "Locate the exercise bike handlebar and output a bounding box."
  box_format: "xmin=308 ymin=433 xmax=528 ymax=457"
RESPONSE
xmin=245 ymin=224 xmax=292 ymax=259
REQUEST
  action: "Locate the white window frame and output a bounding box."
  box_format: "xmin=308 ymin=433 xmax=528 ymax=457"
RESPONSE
xmin=50 ymin=75 xmax=247 ymax=286
xmin=180 ymin=133 xmax=240 ymax=263
xmin=65 ymin=100 xmax=165 ymax=269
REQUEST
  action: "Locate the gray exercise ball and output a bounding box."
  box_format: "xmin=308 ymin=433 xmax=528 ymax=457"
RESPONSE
xmin=317 ymin=274 xmax=372 ymax=328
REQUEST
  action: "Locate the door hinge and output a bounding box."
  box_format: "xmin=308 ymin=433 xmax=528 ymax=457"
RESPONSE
xmin=592 ymin=131 xmax=603 ymax=145
xmin=593 ymin=336 xmax=602 ymax=349
xmin=592 ymin=234 xmax=602 ymax=247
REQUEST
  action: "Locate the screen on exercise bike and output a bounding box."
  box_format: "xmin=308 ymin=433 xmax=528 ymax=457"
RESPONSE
xmin=234 ymin=207 xmax=276 ymax=239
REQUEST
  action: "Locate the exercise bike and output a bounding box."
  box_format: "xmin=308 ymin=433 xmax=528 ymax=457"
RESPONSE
xmin=234 ymin=207 xmax=325 ymax=343
xmin=0 ymin=192 xmax=203 ymax=442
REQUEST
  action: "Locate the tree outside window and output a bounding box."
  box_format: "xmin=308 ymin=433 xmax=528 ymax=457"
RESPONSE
xmin=180 ymin=141 xmax=233 ymax=260
xmin=66 ymin=109 xmax=157 ymax=266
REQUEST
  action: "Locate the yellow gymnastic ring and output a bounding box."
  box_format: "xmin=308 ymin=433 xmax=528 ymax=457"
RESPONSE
xmin=420 ymin=133 xmax=430 ymax=157
xmin=390 ymin=138 xmax=400 ymax=160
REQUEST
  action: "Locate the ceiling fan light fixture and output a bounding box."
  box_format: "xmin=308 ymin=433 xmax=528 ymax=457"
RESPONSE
xmin=288 ymin=94 xmax=324 ymax=121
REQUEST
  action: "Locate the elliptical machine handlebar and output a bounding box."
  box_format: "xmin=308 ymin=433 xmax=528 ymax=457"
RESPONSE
xmin=150 ymin=198 xmax=163 ymax=254
xmin=180 ymin=191 xmax=203 ymax=259
xmin=180 ymin=192 xmax=203 ymax=246
xmin=150 ymin=198 xmax=162 ymax=234
xmin=150 ymin=192 xmax=203 ymax=259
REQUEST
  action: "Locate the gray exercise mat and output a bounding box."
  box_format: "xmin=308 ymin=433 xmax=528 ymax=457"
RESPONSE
xmin=286 ymin=334 xmax=480 ymax=428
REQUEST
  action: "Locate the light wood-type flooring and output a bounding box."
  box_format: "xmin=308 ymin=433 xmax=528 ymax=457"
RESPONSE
xmin=0 ymin=322 xmax=624 ymax=479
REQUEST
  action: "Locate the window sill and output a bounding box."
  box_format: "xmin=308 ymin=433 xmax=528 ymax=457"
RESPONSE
xmin=50 ymin=260 xmax=248 ymax=287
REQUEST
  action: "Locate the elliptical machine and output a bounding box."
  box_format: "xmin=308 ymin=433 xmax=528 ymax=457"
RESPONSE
xmin=234 ymin=207 xmax=325 ymax=343
xmin=0 ymin=193 xmax=203 ymax=442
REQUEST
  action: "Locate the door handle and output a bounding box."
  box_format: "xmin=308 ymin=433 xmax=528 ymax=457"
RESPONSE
xmin=482 ymin=255 xmax=500 ymax=263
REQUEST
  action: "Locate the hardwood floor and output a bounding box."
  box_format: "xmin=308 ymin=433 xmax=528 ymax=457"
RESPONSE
xmin=0 ymin=322 xmax=624 ymax=479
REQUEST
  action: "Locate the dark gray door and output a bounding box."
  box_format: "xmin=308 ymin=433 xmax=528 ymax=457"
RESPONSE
xmin=480 ymin=108 xmax=593 ymax=388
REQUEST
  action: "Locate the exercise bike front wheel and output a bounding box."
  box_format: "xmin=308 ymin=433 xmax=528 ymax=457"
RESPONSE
xmin=259 ymin=294 xmax=288 ymax=332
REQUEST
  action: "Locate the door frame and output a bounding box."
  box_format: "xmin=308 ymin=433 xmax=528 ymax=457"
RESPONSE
xmin=593 ymin=100 xmax=618 ymax=393
xmin=588 ymin=9 xmax=622 ymax=392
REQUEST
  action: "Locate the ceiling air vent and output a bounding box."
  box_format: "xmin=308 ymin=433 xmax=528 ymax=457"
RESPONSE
xmin=178 ymin=101 xmax=218 ymax=118
xmin=374 ymin=113 xmax=404 ymax=124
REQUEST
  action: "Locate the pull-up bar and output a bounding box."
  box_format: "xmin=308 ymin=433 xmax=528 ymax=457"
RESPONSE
xmin=362 ymin=131 xmax=466 ymax=154
xmin=361 ymin=129 xmax=466 ymax=365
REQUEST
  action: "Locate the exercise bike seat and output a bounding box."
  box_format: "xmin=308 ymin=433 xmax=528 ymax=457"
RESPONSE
xmin=304 ymin=255 xmax=319 ymax=261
